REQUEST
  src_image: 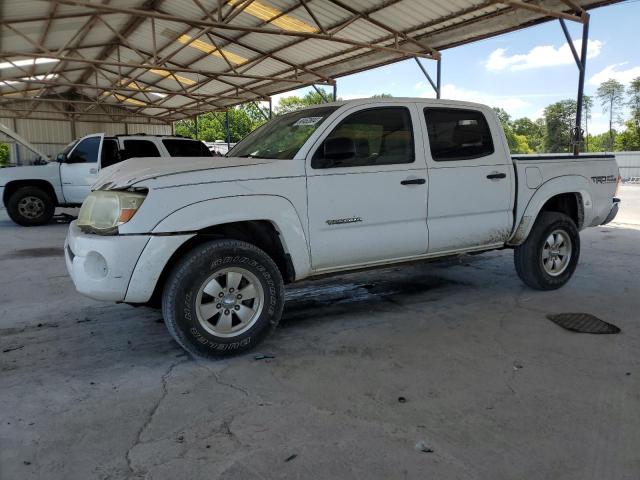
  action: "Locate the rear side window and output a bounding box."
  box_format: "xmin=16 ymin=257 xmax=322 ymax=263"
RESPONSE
xmin=68 ymin=136 xmax=100 ymax=163
xmin=312 ymin=107 xmax=414 ymax=169
xmin=122 ymin=140 xmax=160 ymax=160
xmin=162 ymin=139 xmax=212 ymax=157
xmin=424 ymin=108 xmax=494 ymax=161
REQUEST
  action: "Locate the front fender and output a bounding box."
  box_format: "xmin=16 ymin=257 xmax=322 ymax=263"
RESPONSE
xmin=152 ymin=194 xmax=312 ymax=279
xmin=508 ymin=175 xmax=592 ymax=246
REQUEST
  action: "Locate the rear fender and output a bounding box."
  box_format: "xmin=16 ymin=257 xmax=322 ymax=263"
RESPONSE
xmin=508 ymin=175 xmax=592 ymax=246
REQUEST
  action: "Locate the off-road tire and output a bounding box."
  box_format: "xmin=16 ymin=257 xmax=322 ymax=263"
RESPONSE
xmin=162 ymin=239 xmax=284 ymax=358
xmin=514 ymin=212 xmax=580 ymax=290
xmin=7 ymin=186 xmax=55 ymax=226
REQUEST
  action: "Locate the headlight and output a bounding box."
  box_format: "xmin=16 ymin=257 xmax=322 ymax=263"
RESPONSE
xmin=77 ymin=190 xmax=146 ymax=234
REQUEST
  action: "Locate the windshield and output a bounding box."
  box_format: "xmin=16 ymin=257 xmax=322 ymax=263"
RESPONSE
xmin=229 ymin=106 xmax=338 ymax=159
xmin=60 ymin=140 xmax=77 ymax=157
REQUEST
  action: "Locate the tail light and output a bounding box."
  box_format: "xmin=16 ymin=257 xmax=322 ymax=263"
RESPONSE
xmin=615 ymin=173 xmax=621 ymax=197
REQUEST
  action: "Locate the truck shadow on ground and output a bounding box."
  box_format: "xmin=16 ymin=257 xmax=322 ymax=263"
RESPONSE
xmin=280 ymin=268 xmax=471 ymax=329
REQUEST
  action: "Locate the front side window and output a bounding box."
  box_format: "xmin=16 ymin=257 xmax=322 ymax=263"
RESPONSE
xmin=424 ymin=108 xmax=494 ymax=161
xmin=162 ymin=139 xmax=212 ymax=157
xmin=229 ymin=106 xmax=338 ymax=160
xmin=312 ymin=107 xmax=414 ymax=169
xmin=122 ymin=139 xmax=160 ymax=160
xmin=68 ymin=136 xmax=100 ymax=164
xmin=101 ymin=139 xmax=121 ymax=168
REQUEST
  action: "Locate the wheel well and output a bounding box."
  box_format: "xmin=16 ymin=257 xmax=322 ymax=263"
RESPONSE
xmin=540 ymin=193 xmax=583 ymax=228
xmin=3 ymin=180 xmax=57 ymax=206
xmin=146 ymin=220 xmax=294 ymax=308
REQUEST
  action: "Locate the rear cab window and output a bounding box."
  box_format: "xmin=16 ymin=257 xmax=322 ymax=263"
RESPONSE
xmin=162 ymin=139 xmax=212 ymax=157
xmin=122 ymin=139 xmax=161 ymax=160
xmin=423 ymin=108 xmax=494 ymax=161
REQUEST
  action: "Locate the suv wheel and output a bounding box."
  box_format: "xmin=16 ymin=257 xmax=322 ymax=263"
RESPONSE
xmin=7 ymin=186 xmax=55 ymax=226
xmin=514 ymin=212 xmax=580 ymax=290
xmin=162 ymin=239 xmax=284 ymax=358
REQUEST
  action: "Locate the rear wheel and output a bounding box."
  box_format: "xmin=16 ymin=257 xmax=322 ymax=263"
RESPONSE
xmin=514 ymin=212 xmax=580 ymax=290
xmin=162 ymin=239 xmax=284 ymax=358
xmin=6 ymin=186 xmax=55 ymax=226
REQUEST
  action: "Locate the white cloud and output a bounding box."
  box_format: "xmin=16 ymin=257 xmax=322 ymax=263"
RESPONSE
xmin=419 ymin=83 xmax=531 ymax=114
xmin=414 ymin=81 xmax=424 ymax=89
xmin=588 ymin=63 xmax=640 ymax=86
xmin=486 ymin=39 xmax=602 ymax=72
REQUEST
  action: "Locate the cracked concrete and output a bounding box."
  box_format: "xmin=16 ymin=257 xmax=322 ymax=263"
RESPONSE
xmin=1 ymin=186 xmax=639 ymax=479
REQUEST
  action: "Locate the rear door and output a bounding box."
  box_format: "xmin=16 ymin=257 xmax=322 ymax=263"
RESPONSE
xmin=306 ymin=103 xmax=429 ymax=271
xmin=59 ymin=133 xmax=103 ymax=204
xmin=420 ymin=106 xmax=514 ymax=253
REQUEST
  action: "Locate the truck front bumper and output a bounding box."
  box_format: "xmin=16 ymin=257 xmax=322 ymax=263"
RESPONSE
xmin=65 ymin=221 xmax=150 ymax=301
xmin=601 ymin=197 xmax=620 ymax=225
xmin=65 ymin=221 xmax=194 ymax=303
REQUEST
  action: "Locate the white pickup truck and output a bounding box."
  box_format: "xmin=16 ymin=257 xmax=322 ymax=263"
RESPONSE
xmin=65 ymin=98 xmax=620 ymax=357
xmin=0 ymin=134 xmax=211 ymax=226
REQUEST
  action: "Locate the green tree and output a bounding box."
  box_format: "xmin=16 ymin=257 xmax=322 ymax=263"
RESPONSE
xmin=0 ymin=143 xmax=9 ymax=167
xmin=370 ymin=93 xmax=393 ymax=99
xmin=544 ymin=100 xmax=576 ymax=153
xmin=615 ymin=121 xmax=640 ymax=151
xmin=276 ymin=89 xmax=331 ymax=114
xmin=174 ymin=104 xmax=268 ymax=143
xmin=597 ymin=79 xmax=625 ymax=150
xmin=494 ymin=108 xmax=517 ymax=152
xmin=512 ymin=117 xmax=544 ymax=152
xmin=623 ymin=77 xmax=640 ymax=150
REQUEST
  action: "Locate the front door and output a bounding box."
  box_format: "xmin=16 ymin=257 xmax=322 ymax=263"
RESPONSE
xmin=420 ymin=106 xmax=514 ymax=253
xmin=60 ymin=133 xmax=103 ymax=204
xmin=306 ymin=104 xmax=429 ymax=271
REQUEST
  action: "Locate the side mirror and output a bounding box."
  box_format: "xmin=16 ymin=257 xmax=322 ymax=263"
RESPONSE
xmin=56 ymin=153 xmax=67 ymax=163
xmin=324 ymin=137 xmax=355 ymax=161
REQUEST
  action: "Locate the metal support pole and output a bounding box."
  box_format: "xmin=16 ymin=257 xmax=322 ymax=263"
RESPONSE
xmin=436 ymin=58 xmax=442 ymax=99
xmin=269 ymin=97 xmax=272 ymax=119
xmin=225 ymin=110 xmax=230 ymax=150
xmin=333 ymin=82 xmax=337 ymax=102
xmin=312 ymin=84 xmax=329 ymax=103
xmin=414 ymin=57 xmax=439 ymax=98
xmin=194 ymin=114 xmax=198 ymax=139
xmin=560 ymin=14 xmax=590 ymax=155
xmin=251 ymin=101 xmax=270 ymax=122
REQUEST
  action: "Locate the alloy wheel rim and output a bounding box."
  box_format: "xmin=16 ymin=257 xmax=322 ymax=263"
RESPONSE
xmin=18 ymin=196 xmax=45 ymax=219
xmin=541 ymin=229 xmax=572 ymax=276
xmin=195 ymin=267 xmax=265 ymax=338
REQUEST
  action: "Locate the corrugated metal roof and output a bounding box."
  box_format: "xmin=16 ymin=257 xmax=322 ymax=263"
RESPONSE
xmin=0 ymin=0 xmax=622 ymax=123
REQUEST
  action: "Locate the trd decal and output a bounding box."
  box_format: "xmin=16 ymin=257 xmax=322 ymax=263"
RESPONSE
xmin=591 ymin=175 xmax=617 ymax=184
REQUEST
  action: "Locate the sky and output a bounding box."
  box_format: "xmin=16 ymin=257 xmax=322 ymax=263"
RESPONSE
xmin=271 ymin=1 xmax=640 ymax=135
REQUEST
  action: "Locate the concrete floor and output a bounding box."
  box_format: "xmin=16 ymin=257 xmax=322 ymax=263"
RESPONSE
xmin=1 ymin=187 xmax=639 ymax=480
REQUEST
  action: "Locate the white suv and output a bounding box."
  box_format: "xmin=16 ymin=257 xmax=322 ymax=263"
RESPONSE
xmin=0 ymin=134 xmax=211 ymax=226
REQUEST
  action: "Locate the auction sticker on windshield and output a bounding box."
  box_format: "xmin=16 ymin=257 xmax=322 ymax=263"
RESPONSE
xmin=293 ymin=117 xmax=323 ymax=126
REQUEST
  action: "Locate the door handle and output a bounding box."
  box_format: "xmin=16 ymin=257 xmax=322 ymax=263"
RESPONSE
xmin=401 ymin=178 xmax=426 ymax=185
xmin=89 ymin=168 xmax=97 ymax=174
xmin=486 ymin=172 xmax=506 ymax=180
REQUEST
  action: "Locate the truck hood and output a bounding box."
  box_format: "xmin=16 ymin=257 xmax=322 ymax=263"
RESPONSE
xmin=0 ymin=162 xmax=59 ymax=186
xmin=94 ymin=156 xmax=277 ymax=190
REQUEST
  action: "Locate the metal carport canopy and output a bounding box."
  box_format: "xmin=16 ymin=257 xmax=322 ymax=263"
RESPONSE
xmin=0 ymin=0 xmax=622 ymax=124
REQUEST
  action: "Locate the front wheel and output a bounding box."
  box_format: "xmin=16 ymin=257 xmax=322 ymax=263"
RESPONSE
xmin=514 ymin=212 xmax=580 ymax=290
xmin=6 ymin=186 xmax=55 ymax=226
xmin=162 ymin=239 xmax=284 ymax=358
